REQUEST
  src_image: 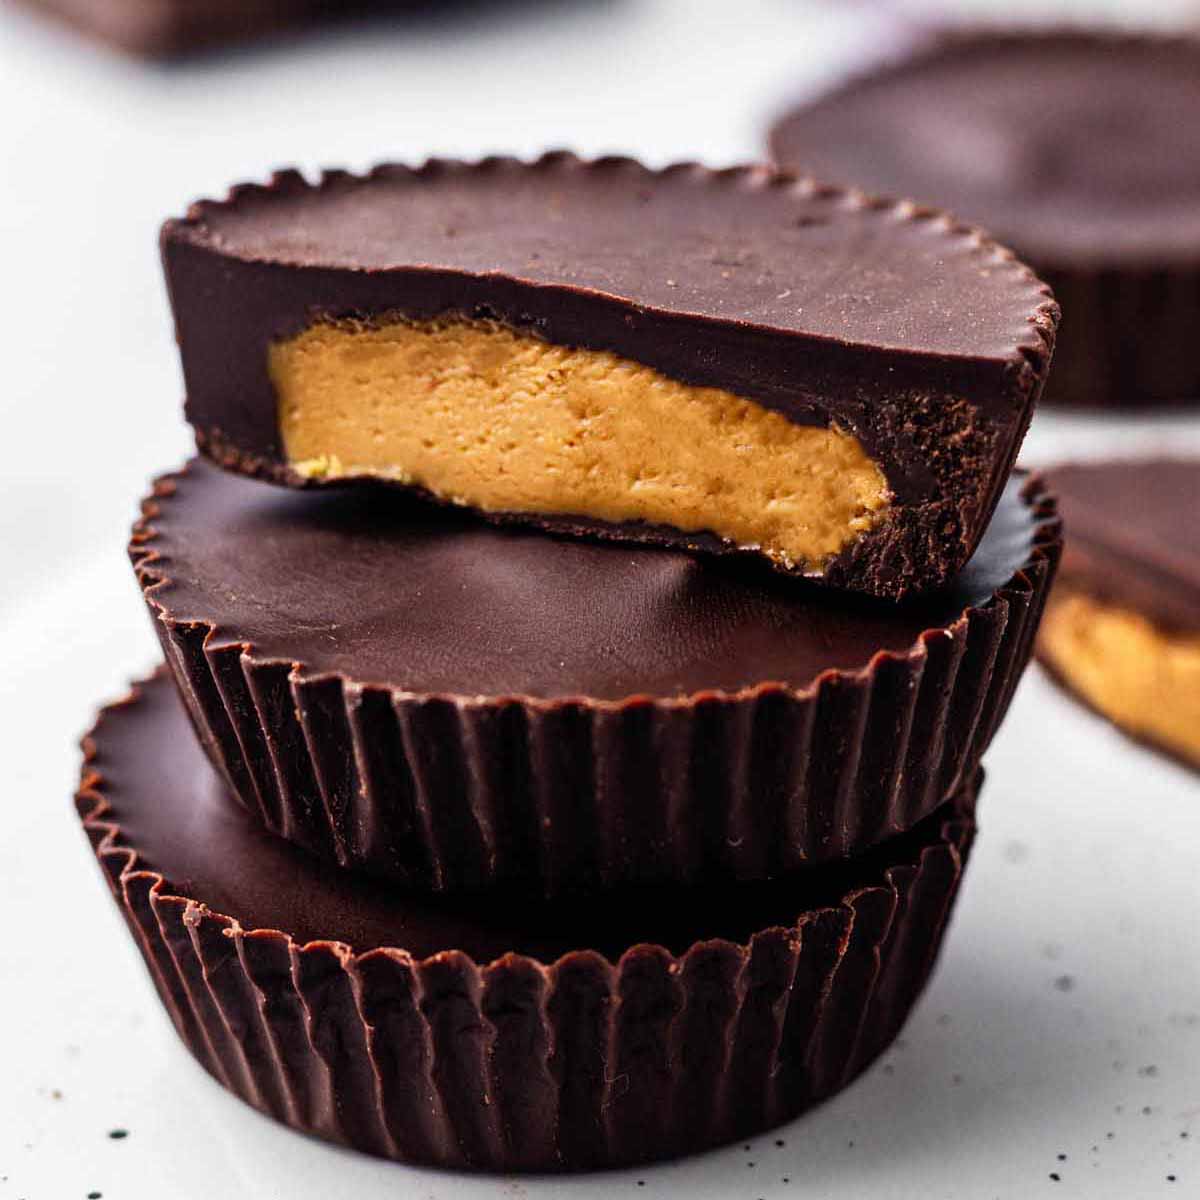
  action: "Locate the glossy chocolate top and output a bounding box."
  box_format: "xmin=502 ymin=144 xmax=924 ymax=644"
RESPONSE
xmin=769 ymin=31 xmax=1200 ymax=266
xmin=135 ymin=458 xmax=1045 ymax=703
xmin=85 ymin=671 xmax=968 ymax=960
xmin=1046 ymin=458 xmax=1200 ymax=632
xmin=166 ymin=154 xmax=1051 ymax=364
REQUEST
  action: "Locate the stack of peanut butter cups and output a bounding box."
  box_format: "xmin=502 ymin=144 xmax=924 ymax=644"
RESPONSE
xmin=77 ymin=154 xmax=1063 ymax=1171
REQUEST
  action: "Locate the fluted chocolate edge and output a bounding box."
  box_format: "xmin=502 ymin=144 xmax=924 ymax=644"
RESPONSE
xmin=167 ymin=151 xmax=1059 ymax=384
xmin=77 ymin=677 xmax=978 ymax=1172
xmin=129 ymin=464 xmax=1056 ymax=893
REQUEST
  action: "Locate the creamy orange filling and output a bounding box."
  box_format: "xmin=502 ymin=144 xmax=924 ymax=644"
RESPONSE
xmin=1039 ymin=587 xmax=1200 ymax=765
xmin=269 ymin=317 xmax=891 ymax=571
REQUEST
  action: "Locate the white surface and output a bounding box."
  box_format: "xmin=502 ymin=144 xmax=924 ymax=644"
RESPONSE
xmin=1 ymin=2 xmax=1199 ymax=1198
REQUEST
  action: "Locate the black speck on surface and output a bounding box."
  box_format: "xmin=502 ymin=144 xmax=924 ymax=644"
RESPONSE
xmin=1143 ymin=1106 xmax=1154 ymax=1116
xmin=1168 ymin=1176 xmax=1177 ymax=1183
xmin=775 ymin=1139 xmax=785 ymax=1148
xmin=1057 ymin=1153 xmax=1068 ymax=1161
xmin=107 ymin=1129 xmax=128 ymax=1140
xmin=1050 ymin=1172 xmax=1061 ymax=1182
xmin=1138 ymin=1065 xmax=1159 ymax=1078
xmin=1054 ymin=975 xmax=1075 ymax=992
xmin=88 ymin=1192 xmax=102 ymax=1198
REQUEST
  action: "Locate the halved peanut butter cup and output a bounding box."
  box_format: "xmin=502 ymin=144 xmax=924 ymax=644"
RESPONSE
xmin=131 ymin=457 xmax=1059 ymax=894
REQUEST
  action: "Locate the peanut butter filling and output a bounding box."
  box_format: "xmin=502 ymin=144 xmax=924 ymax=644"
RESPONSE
xmin=1039 ymin=588 xmax=1200 ymax=766
xmin=270 ymin=318 xmax=891 ymax=571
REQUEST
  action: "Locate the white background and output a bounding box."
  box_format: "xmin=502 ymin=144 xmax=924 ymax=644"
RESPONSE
xmin=2 ymin=1 xmax=1200 ymax=1197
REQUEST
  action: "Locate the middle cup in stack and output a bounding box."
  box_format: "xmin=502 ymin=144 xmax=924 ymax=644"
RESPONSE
xmin=134 ymin=458 xmax=1058 ymax=895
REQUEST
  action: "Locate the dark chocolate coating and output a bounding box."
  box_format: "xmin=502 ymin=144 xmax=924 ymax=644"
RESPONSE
xmin=78 ymin=671 xmax=975 ymax=1170
xmin=131 ymin=458 xmax=1057 ymax=893
xmin=141 ymin=459 xmax=1038 ymax=701
xmin=770 ymin=31 xmax=1200 ymax=266
xmin=768 ymin=31 xmax=1200 ymax=408
xmin=1043 ymin=458 xmax=1200 ymax=633
xmin=162 ymin=154 xmax=1058 ymax=598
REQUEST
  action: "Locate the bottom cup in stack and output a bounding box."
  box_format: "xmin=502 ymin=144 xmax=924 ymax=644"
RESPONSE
xmin=79 ymin=670 xmax=979 ymax=1172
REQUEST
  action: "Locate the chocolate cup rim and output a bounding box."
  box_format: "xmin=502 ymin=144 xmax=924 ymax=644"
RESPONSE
xmin=765 ymin=25 xmax=1200 ymax=273
xmin=130 ymin=460 xmax=1061 ymax=711
xmin=162 ymin=150 xmax=1060 ymax=374
xmin=76 ymin=669 xmax=977 ymax=972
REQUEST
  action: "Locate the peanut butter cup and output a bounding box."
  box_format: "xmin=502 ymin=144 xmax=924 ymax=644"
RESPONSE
xmin=1036 ymin=458 xmax=1200 ymax=769
xmin=131 ymin=457 xmax=1058 ymax=894
xmin=769 ymin=30 xmax=1200 ymax=409
xmin=78 ymin=670 xmax=978 ymax=1171
xmin=163 ymin=154 xmax=1057 ymax=598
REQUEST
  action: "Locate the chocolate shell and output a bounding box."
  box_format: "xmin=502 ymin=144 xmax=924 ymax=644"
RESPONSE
xmin=768 ymin=30 xmax=1200 ymax=409
xmin=130 ymin=457 xmax=1059 ymax=894
xmin=162 ymin=153 xmax=1058 ymax=598
xmin=77 ymin=670 xmax=978 ymax=1172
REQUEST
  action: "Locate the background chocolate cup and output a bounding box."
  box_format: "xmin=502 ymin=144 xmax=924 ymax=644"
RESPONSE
xmin=766 ymin=29 xmax=1200 ymax=411
xmin=77 ymin=671 xmax=980 ymax=1172
xmin=130 ymin=463 xmax=1058 ymax=895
